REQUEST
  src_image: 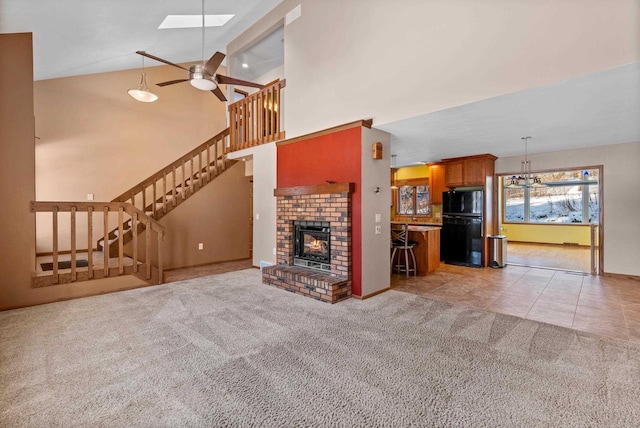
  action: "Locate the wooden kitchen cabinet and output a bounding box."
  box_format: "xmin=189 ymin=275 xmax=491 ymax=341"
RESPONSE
xmin=442 ymin=154 xmax=496 ymax=188
xmin=428 ymin=163 xmax=445 ymax=204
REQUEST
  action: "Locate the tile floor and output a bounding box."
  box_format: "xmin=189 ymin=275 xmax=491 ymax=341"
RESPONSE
xmin=392 ymin=263 xmax=640 ymax=342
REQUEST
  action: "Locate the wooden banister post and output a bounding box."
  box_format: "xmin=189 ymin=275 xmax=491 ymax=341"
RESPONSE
xmin=189 ymin=157 xmax=195 ymax=193
xmin=118 ymin=207 xmax=124 ymax=275
xmin=145 ymin=221 xmax=151 ymax=280
xmin=152 ymin=181 xmax=157 ymax=218
xmin=158 ymin=231 xmax=164 ymax=284
xmin=87 ymin=206 xmax=94 ymax=279
xmin=52 ymin=206 xmax=59 ymax=284
xmin=132 ymin=212 xmax=138 ymax=273
xmin=142 ymin=184 xmax=147 ymax=214
xmin=70 ymin=206 xmax=77 ymax=282
xmin=103 ymin=206 xmax=109 ymax=277
xmin=181 ymin=161 xmax=187 ymax=200
xmin=206 ymin=144 xmax=211 ymax=182
xmin=162 ymin=174 xmax=167 ymax=214
xmin=172 ymin=168 xmax=177 ymax=207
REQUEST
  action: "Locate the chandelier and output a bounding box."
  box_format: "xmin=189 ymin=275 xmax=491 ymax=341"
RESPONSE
xmin=507 ymin=136 xmax=546 ymax=188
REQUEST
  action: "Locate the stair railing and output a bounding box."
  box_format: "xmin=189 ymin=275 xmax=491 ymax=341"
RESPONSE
xmin=31 ymin=201 xmax=165 ymax=286
xmin=112 ymin=127 xmax=230 ymax=217
xmin=228 ymin=79 xmax=286 ymax=152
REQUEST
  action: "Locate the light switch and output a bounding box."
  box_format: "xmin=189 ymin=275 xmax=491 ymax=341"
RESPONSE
xmin=375 ymin=214 xmax=381 ymax=223
xmin=256 ymin=213 xmax=260 ymax=220
xmin=87 ymin=193 xmax=94 ymax=201
xmin=198 ymin=243 xmax=204 ymax=250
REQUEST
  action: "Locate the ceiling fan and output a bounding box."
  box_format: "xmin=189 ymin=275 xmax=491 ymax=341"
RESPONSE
xmin=135 ymin=50 xmax=264 ymax=102
xmin=134 ymin=0 xmax=263 ymax=102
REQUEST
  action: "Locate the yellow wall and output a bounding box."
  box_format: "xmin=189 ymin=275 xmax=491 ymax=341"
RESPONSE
xmin=501 ymin=223 xmax=591 ymax=246
xmin=395 ymin=165 xmax=429 ymax=181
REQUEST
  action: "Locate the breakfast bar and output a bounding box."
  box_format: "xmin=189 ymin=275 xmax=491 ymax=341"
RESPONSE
xmin=391 ymin=222 xmax=441 ymax=275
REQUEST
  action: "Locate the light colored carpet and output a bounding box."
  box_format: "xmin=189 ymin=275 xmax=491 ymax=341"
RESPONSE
xmin=1 ymin=269 xmax=639 ymax=427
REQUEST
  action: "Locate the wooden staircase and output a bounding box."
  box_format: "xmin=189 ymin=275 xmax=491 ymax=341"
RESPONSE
xmin=30 ymin=80 xmax=287 ymax=290
xmin=98 ymin=128 xmax=233 ymax=257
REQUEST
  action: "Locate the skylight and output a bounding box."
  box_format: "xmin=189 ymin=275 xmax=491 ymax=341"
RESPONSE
xmin=158 ymin=15 xmax=234 ymax=29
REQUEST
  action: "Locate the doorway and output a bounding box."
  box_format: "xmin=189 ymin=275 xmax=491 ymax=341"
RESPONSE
xmin=497 ymin=166 xmax=603 ymax=274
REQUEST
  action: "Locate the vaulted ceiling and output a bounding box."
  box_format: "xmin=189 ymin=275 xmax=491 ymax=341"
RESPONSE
xmin=2 ymin=1 xmax=638 ymax=164
xmin=0 ymin=0 xmax=282 ymax=80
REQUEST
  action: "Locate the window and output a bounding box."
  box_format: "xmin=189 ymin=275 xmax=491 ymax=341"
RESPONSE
xmin=503 ymin=168 xmax=599 ymax=224
xmin=397 ymin=184 xmax=431 ymax=216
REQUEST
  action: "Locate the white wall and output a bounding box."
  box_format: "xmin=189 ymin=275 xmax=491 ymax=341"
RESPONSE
xmin=228 ymin=143 xmax=277 ymax=268
xmin=225 ymin=58 xmax=284 ymax=269
xmin=283 ymin=0 xmax=639 ymax=137
xmin=360 ymin=127 xmax=391 ymax=296
xmin=495 ymin=141 xmax=640 ymax=276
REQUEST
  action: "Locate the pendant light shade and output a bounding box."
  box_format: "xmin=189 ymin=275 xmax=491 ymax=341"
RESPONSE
xmin=128 ymin=57 xmax=158 ymax=103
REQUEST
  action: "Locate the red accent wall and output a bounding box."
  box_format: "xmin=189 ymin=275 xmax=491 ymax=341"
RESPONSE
xmin=277 ymin=127 xmax=362 ymax=296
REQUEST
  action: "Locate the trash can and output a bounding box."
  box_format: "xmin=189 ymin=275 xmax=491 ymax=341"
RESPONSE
xmin=488 ymin=235 xmax=507 ymax=268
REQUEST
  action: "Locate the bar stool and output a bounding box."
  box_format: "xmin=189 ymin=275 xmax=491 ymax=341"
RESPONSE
xmin=391 ymin=224 xmax=417 ymax=277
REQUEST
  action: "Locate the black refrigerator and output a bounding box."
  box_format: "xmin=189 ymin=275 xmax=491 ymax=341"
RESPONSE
xmin=441 ymin=189 xmax=483 ymax=267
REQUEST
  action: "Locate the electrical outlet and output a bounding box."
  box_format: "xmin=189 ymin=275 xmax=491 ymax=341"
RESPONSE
xmin=375 ymin=225 xmax=382 ymax=235
xmin=198 ymin=243 xmax=204 ymax=250
xmin=87 ymin=193 xmax=94 ymax=201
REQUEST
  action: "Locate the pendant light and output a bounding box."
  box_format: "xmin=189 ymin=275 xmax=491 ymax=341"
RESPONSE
xmin=507 ymin=136 xmax=546 ymax=188
xmin=391 ymin=154 xmax=399 ymax=189
xmin=128 ymin=56 xmax=158 ymax=103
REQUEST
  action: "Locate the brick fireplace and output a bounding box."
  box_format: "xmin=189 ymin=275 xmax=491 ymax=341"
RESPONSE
xmin=262 ymin=182 xmax=353 ymax=303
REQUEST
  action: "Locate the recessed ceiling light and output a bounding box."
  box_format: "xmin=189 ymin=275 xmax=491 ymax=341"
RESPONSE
xmin=242 ymin=63 xmax=249 ymax=68
xmin=158 ymin=14 xmax=234 ymax=29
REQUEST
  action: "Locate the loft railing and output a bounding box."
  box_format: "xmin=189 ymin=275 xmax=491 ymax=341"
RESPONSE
xmin=228 ymin=79 xmax=286 ymax=152
xmin=30 ymin=201 xmax=165 ymax=286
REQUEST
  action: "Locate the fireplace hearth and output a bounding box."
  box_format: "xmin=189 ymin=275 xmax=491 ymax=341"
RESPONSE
xmin=294 ymin=221 xmax=331 ymax=271
xmin=262 ymin=182 xmax=353 ymax=303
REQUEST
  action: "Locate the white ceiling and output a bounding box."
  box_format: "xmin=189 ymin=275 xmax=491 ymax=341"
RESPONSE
xmin=1 ymin=1 xmax=637 ymax=165
xmin=0 ymin=0 xmax=283 ymax=81
xmin=378 ymin=62 xmax=640 ymax=167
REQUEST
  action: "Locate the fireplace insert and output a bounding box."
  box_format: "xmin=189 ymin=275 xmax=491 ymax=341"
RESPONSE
xmin=293 ymin=221 xmax=331 ymax=271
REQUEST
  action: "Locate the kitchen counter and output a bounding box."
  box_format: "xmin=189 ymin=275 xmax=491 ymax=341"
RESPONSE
xmin=392 ymin=223 xmax=440 ymax=275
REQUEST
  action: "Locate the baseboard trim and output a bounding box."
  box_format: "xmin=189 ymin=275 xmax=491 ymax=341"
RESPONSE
xmin=603 ymin=271 xmax=640 ymax=282
xmin=163 ymin=257 xmax=251 ymax=272
xmin=353 ymin=286 xmax=392 ymax=300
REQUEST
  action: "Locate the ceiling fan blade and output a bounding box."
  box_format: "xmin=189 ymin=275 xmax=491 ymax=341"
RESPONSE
xmin=156 ymin=79 xmax=190 ymax=87
xmin=211 ymin=86 xmax=227 ymax=102
xmin=204 ymin=52 xmax=226 ymax=77
xmin=216 ymin=74 xmax=265 ymax=89
xmin=136 ymin=51 xmax=189 ymax=71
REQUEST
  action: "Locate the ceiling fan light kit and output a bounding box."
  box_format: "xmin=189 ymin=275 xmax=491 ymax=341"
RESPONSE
xmin=189 ymin=64 xmax=217 ymax=90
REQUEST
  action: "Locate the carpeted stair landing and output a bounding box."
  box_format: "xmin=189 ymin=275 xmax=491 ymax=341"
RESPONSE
xmin=1 ymin=269 xmax=639 ymax=427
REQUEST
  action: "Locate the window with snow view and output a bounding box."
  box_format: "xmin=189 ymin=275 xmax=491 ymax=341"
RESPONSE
xmin=503 ymin=168 xmax=599 ymax=224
